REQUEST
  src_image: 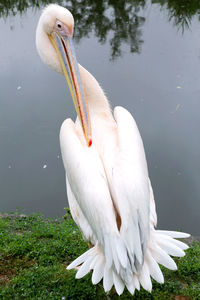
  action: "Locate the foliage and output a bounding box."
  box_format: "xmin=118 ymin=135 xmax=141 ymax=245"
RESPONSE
xmin=152 ymin=0 xmax=200 ymax=31
xmin=0 ymin=212 xmax=200 ymax=299
xmin=0 ymin=0 xmax=145 ymax=60
xmin=0 ymin=0 xmax=199 ymax=59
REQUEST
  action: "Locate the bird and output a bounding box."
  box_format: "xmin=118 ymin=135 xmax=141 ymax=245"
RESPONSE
xmin=36 ymin=4 xmax=190 ymax=295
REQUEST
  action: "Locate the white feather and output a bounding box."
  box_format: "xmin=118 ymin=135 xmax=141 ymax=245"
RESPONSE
xmin=165 ymin=237 xmax=189 ymax=250
xmin=60 ymin=119 xmax=129 ymax=274
xmin=104 ymin=106 xmax=150 ymax=273
xmin=151 ymin=245 xmax=177 ymax=270
xmin=66 ymin=177 xmax=96 ymax=244
xmin=92 ymin=255 xmax=105 ymax=284
xmin=113 ymin=271 xmax=125 ymax=295
xmin=89 ymin=254 xmax=99 ymax=270
xmin=103 ymin=267 xmax=113 ymax=292
xmin=133 ymin=275 xmax=140 ymax=291
xmin=139 ymin=261 xmax=152 ymax=292
xmin=146 ymin=250 xmax=164 ymax=284
xmin=156 ymin=230 xmax=190 ymax=239
xmin=76 ymin=255 xmax=94 ymax=279
xmin=157 ymin=239 xmax=185 ymax=257
xmin=67 ymin=247 xmax=94 ymax=270
xmin=126 ymin=279 xmax=135 ymax=295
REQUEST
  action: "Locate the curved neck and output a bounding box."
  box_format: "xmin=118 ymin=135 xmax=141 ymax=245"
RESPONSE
xmin=78 ymin=64 xmax=113 ymax=119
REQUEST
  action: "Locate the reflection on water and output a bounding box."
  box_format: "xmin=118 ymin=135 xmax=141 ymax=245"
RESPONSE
xmin=0 ymin=0 xmax=200 ymax=59
xmin=0 ymin=0 xmax=146 ymax=59
xmin=153 ymin=0 xmax=200 ymax=31
xmin=0 ymin=1 xmax=200 ymax=235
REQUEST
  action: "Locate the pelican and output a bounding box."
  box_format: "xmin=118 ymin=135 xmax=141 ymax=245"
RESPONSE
xmin=36 ymin=4 xmax=190 ymax=295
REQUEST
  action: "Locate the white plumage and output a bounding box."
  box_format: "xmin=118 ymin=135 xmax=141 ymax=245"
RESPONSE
xmin=36 ymin=4 xmax=190 ymax=295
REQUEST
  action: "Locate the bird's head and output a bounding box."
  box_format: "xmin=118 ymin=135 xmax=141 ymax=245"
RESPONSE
xmin=36 ymin=4 xmax=92 ymax=147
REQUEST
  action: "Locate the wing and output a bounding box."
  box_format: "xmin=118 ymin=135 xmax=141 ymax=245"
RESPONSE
xmin=66 ymin=176 xmax=96 ymax=245
xmin=60 ymin=118 xmax=129 ymax=272
xmin=108 ymin=106 xmax=150 ymax=273
xmin=148 ymin=178 xmax=157 ymax=228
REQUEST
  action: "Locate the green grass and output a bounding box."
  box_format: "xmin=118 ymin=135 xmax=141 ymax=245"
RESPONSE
xmin=0 ymin=211 xmax=199 ymax=299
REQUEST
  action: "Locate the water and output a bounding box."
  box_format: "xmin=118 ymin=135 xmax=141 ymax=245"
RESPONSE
xmin=0 ymin=1 xmax=199 ymax=235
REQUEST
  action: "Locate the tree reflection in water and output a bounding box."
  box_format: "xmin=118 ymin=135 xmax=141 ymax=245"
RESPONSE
xmin=0 ymin=0 xmax=199 ymax=59
xmin=153 ymin=0 xmax=200 ymax=31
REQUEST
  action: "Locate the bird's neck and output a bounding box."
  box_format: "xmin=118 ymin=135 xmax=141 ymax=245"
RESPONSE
xmin=78 ymin=65 xmax=117 ymax=155
xmin=79 ymin=64 xmax=113 ymax=120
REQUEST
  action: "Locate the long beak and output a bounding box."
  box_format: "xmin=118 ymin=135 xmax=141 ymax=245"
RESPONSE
xmin=49 ymin=32 xmax=92 ymax=147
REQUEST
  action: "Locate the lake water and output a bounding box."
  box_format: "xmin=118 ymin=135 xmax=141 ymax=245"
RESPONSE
xmin=0 ymin=1 xmax=200 ymax=235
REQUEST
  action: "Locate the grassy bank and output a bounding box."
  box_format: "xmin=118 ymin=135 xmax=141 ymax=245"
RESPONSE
xmin=0 ymin=211 xmax=200 ymax=299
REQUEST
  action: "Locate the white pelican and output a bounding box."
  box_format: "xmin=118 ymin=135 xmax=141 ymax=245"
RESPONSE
xmin=36 ymin=4 xmax=190 ymax=295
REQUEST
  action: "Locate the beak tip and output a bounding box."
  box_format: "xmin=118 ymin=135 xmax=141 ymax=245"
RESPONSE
xmin=88 ymin=138 xmax=92 ymax=147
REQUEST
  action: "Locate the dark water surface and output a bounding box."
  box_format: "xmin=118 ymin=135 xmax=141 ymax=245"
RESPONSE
xmin=0 ymin=1 xmax=200 ymax=235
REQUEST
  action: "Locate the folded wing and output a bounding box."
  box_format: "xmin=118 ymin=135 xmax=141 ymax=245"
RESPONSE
xmin=60 ymin=118 xmax=130 ymax=273
xmin=108 ymin=106 xmax=150 ymax=273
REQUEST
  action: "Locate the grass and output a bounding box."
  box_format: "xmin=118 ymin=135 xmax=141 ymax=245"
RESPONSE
xmin=0 ymin=211 xmax=200 ymax=299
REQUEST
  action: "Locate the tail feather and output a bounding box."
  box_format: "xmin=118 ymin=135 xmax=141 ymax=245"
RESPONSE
xmin=67 ymin=229 xmax=189 ymax=295
xmin=76 ymin=255 xmax=94 ymax=279
xmin=133 ymin=275 xmax=140 ymax=290
xmin=151 ymin=245 xmax=177 ymax=270
xmin=103 ymin=266 xmax=113 ymax=292
xmin=139 ymin=261 xmax=152 ymax=292
xmin=156 ymin=232 xmax=189 ymax=250
xmin=156 ymin=230 xmax=190 ymax=239
xmin=89 ymin=253 xmax=99 ymax=270
xmin=157 ymin=239 xmax=185 ymax=257
xmin=113 ymin=271 xmax=125 ymax=295
xmin=67 ymin=247 xmax=94 ymax=270
xmin=92 ymin=255 xmax=104 ymax=284
xmin=146 ymin=250 xmax=164 ymax=284
xmin=104 ymin=234 xmax=128 ymax=272
xmin=126 ymin=280 xmax=135 ymax=295
xmin=169 ymin=238 xmax=189 ymax=250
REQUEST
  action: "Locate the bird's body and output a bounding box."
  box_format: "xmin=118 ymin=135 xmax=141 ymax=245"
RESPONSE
xmin=60 ymin=66 xmax=187 ymax=294
xmin=36 ymin=4 xmax=190 ymax=295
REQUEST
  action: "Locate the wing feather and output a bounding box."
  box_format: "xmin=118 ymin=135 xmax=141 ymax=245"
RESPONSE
xmin=108 ymin=106 xmax=150 ymax=272
xmin=66 ymin=176 xmax=96 ymax=244
xmin=60 ymin=118 xmax=128 ymax=272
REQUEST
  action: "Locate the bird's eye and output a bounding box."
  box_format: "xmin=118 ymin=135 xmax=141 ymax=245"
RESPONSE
xmin=57 ymin=22 xmax=62 ymax=29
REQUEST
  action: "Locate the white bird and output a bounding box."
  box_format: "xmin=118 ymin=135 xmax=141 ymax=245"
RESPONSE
xmin=36 ymin=4 xmax=190 ymax=295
